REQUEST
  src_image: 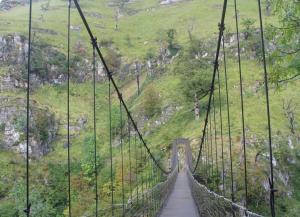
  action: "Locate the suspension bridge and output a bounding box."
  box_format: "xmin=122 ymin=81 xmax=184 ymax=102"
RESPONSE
xmin=21 ymin=0 xmax=278 ymax=216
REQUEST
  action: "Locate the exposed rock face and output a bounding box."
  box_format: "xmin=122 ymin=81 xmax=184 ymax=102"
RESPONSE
xmin=0 ymin=34 xmax=108 ymax=91
xmin=0 ymin=0 xmax=27 ymax=11
xmin=0 ymin=97 xmax=58 ymax=158
xmin=0 ymin=34 xmax=67 ymax=90
xmin=160 ymin=0 xmax=182 ymax=5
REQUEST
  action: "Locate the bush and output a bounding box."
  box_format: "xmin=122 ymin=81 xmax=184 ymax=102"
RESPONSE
xmin=241 ymin=18 xmax=256 ymax=40
xmin=142 ymin=85 xmax=162 ymax=117
xmin=81 ymin=135 xmax=103 ymax=184
xmin=10 ymin=182 xmax=56 ymax=217
xmin=47 ymin=163 xmax=68 ymax=214
xmin=0 ymin=201 xmax=18 ymax=217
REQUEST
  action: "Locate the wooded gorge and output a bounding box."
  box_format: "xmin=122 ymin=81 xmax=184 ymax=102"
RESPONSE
xmin=0 ymin=0 xmax=299 ymax=216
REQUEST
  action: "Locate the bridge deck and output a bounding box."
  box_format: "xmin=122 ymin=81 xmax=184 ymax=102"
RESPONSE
xmin=160 ymin=170 xmax=200 ymax=217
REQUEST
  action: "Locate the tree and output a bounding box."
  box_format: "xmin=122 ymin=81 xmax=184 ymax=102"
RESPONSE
xmin=174 ymin=36 xmax=212 ymax=119
xmin=145 ymin=49 xmax=155 ymax=76
xmin=142 ymin=85 xmax=162 ymax=117
xmin=268 ymin=0 xmax=300 ymax=83
xmin=105 ymin=49 xmax=121 ymax=74
xmin=241 ymin=18 xmax=256 ymax=40
xmin=283 ymin=99 xmax=297 ymax=134
xmin=10 ymin=182 xmax=56 ymax=217
xmin=135 ymin=61 xmax=141 ymax=95
xmin=265 ymin=0 xmax=271 ymax=16
xmin=114 ymin=8 xmax=120 ymax=30
xmin=81 ymin=135 xmax=102 ymax=183
xmin=47 ymin=163 xmax=68 ymax=214
xmin=167 ymin=29 xmax=177 ymax=49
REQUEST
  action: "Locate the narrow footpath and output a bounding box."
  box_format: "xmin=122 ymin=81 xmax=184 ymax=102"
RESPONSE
xmin=159 ymin=170 xmax=200 ymax=217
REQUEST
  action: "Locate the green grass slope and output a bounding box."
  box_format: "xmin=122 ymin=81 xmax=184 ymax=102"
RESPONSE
xmin=0 ymin=0 xmax=299 ymax=216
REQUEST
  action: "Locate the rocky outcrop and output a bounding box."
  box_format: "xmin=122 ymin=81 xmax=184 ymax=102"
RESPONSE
xmin=0 ymin=0 xmax=27 ymax=11
xmin=0 ymin=97 xmax=58 ymax=158
xmin=0 ymin=34 xmax=67 ymax=90
xmin=0 ymin=34 xmax=109 ymax=92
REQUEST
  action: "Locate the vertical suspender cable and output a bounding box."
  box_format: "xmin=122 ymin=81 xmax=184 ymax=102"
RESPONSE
xmin=146 ymin=155 xmax=150 ymax=217
xmin=119 ymin=99 xmax=125 ymax=216
xmin=203 ymin=133 xmax=206 ymax=177
xmin=207 ymin=116 xmax=210 ymax=177
xmin=140 ymin=144 xmax=145 ymax=216
xmin=257 ymin=1 xmax=275 ymax=216
xmin=207 ymin=126 xmax=210 ymax=179
xmin=134 ymin=133 xmax=139 ymax=203
xmin=150 ymin=160 xmax=155 ymax=216
xmin=92 ymin=39 xmax=99 ymax=217
xmin=213 ymin=92 xmax=219 ymax=187
xmin=222 ymin=35 xmax=235 ymax=202
xmin=67 ymin=0 xmax=72 ymax=216
xmin=233 ymin=0 xmax=248 ymax=207
xmin=217 ymin=67 xmax=225 ymax=195
xmin=25 ymin=0 xmax=32 ymax=215
xmin=128 ymin=118 xmax=133 ymax=204
xmin=108 ymin=80 xmax=114 ymax=216
xmin=205 ymin=129 xmax=208 ymax=180
xmin=209 ymin=111 xmax=213 ymax=180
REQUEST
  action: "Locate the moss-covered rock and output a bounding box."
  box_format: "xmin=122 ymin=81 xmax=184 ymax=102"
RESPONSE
xmin=0 ymin=96 xmax=58 ymax=158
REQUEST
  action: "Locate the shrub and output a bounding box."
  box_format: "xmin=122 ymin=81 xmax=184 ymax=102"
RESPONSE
xmin=241 ymin=18 xmax=256 ymax=40
xmin=0 ymin=201 xmax=18 ymax=217
xmin=142 ymin=85 xmax=162 ymax=117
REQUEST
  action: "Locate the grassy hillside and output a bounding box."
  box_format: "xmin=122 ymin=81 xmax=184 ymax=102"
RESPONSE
xmin=0 ymin=0 xmax=299 ymax=216
xmin=0 ymin=0 xmax=276 ymax=58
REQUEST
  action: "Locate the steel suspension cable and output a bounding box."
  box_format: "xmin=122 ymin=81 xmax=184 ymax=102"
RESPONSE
xmin=119 ymin=99 xmax=125 ymax=216
xmin=140 ymin=144 xmax=145 ymax=216
xmin=154 ymin=165 xmax=158 ymax=212
xmin=222 ymin=34 xmax=235 ymax=202
xmin=206 ymin=127 xmax=210 ymax=179
xmin=25 ymin=0 xmax=33 ymax=215
xmin=202 ymin=133 xmax=206 ymax=178
xmin=92 ymin=38 xmax=99 ymax=217
xmin=257 ymin=1 xmax=275 ymax=216
xmin=217 ymin=67 xmax=225 ymax=196
xmin=127 ymin=118 xmax=133 ymax=205
xmin=146 ymin=155 xmax=150 ymax=217
xmin=209 ymin=111 xmax=213 ymax=182
xmin=233 ymin=0 xmax=248 ymax=207
xmin=205 ymin=129 xmax=208 ymax=181
xmin=108 ymin=80 xmax=114 ymax=216
xmin=67 ymin=0 xmax=72 ymax=216
xmin=150 ymin=160 xmax=155 ymax=216
xmin=193 ymin=0 xmax=228 ymax=173
xmin=71 ymin=0 xmax=169 ymax=175
xmin=212 ymin=92 xmax=219 ymax=187
xmin=134 ymin=133 xmax=139 ymax=203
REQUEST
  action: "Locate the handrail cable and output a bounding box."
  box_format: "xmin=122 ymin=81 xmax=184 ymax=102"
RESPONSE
xmin=192 ymin=0 xmax=228 ymax=173
xmin=71 ymin=0 xmax=169 ymax=175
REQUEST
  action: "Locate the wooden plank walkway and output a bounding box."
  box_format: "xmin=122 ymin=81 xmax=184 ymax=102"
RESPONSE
xmin=159 ymin=170 xmax=200 ymax=217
